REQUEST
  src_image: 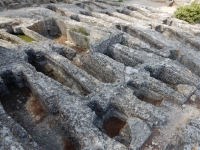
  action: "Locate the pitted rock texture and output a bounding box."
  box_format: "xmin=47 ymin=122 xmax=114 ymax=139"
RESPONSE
xmin=0 ymin=0 xmax=200 ymax=150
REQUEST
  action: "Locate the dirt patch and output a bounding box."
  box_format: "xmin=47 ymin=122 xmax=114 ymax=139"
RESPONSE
xmin=141 ymin=104 xmax=200 ymax=149
xmin=25 ymin=94 xmax=47 ymax=124
xmin=65 ymin=43 xmax=88 ymax=54
xmin=47 ymin=119 xmax=55 ymax=128
xmin=140 ymin=128 xmax=161 ymax=150
xmin=103 ymin=117 xmax=126 ymax=138
xmin=53 ymin=35 xmax=87 ymax=54
xmin=54 ymin=35 xmax=67 ymax=45
xmin=187 ymin=98 xmax=200 ymax=110
xmin=63 ymin=138 xmax=76 ymax=150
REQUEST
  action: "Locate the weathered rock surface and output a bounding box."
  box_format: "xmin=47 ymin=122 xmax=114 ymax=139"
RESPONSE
xmin=0 ymin=0 xmax=200 ymax=150
xmin=176 ymin=84 xmax=197 ymax=99
xmin=167 ymin=115 xmax=200 ymax=149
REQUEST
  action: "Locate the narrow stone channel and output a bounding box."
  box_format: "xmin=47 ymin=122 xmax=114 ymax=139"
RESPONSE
xmin=0 ymin=83 xmax=76 ymax=150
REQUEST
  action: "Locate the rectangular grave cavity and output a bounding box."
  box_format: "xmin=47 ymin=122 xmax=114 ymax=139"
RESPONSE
xmin=28 ymin=52 xmax=90 ymax=96
xmin=126 ymin=81 xmax=163 ymax=106
xmin=103 ymin=116 xmax=126 ymax=138
xmin=61 ymin=21 xmax=110 ymax=50
xmin=75 ymin=1 xmax=106 ymax=11
xmin=0 ymin=29 xmax=30 ymax=44
xmin=0 ymin=28 xmax=36 ymax=44
xmin=93 ymin=102 xmax=152 ymax=150
xmin=92 ymin=105 xmax=127 ymax=145
xmin=116 ymin=24 xmax=164 ymax=50
xmin=14 ymin=34 xmax=35 ymax=42
xmin=0 ymin=81 xmax=76 ymax=150
xmin=27 ymin=18 xmax=61 ymax=39
xmin=25 ymin=15 xmax=111 ymax=54
xmin=73 ymin=53 xmax=123 ymax=83
xmin=153 ymin=25 xmax=200 ymax=51
xmin=0 ymin=19 xmax=60 ymax=44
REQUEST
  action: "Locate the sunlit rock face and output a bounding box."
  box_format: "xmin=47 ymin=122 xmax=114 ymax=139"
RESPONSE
xmin=173 ymin=0 xmax=200 ymax=5
xmin=0 ymin=0 xmax=200 ymax=150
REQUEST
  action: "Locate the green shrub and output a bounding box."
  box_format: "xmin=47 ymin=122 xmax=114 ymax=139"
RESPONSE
xmin=121 ymin=41 xmax=128 ymax=46
xmin=70 ymin=27 xmax=89 ymax=36
xmin=174 ymin=2 xmax=200 ymax=24
xmin=84 ymin=37 xmax=88 ymax=41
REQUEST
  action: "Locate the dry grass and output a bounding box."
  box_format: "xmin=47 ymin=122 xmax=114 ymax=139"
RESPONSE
xmin=25 ymin=94 xmax=47 ymax=124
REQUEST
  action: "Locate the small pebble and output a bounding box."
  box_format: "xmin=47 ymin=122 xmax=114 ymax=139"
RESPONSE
xmin=190 ymin=95 xmax=196 ymax=101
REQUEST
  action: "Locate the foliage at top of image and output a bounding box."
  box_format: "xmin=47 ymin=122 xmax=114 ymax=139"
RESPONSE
xmin=70 ymin=27 xmax=89 ymax=36
xmin=174 ymin=2 xmax=200 ymax=24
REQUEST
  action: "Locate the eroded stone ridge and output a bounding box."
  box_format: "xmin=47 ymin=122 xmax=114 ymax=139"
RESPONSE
xmin=0 ymin=0 xmax=200 ymax=150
